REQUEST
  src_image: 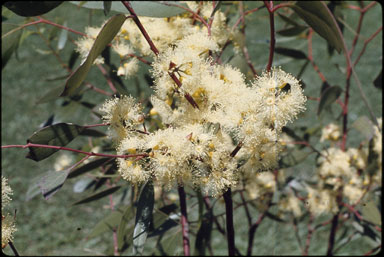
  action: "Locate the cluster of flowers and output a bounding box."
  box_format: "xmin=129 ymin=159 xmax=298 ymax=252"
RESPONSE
xmin=2 ymin=176 xmax=16 ymax=248
xmin=76 ymin=2 xmax=233 ymax=79
xmin=97 ymin=4 xmax=306 ymax=197
xmin=306 ymin=119 xmax=382 ymax=216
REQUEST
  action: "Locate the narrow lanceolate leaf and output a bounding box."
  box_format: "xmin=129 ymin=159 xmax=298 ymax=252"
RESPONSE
xmin=57 ymin=21 xmax=68 ymax=50
xmin=289 ymin=1 xmax=343 ymax=53
xmin=352 ymin=116 xmax=375 ymax=140
xmin=317 ymin=85 xmax=342 ymax=116
xmin=72 ymin=186 xmax=121 ymax=205
xmin=373 ymin=71 xmax=382 ymax=90
xmin=26 ymin=123 xmax=85 ymax=161
xmin=133 ymin=181 xmax=154 ymax=255
xmin=195 ymin=212 xmax=213 ymax=256
xmin=2 ymin=23 xmax=23 ymax=70
xmin=103 ymin=1 xmax=112 ymax=16
xmin=274 ymin=47 xmax=307 ymax=60
xmin=117 ymin=204 xmax=135 ymax=250
xmin=70 ymin=1 xmax=188 ymax=18
xmin=276 ymin=25 xmax=308 ymax=37
xmin=88 ymin=207 xmax=126 ymax=238
xmin=362 ymin=201 xmax=381 ymax=226
xmin=68 ymin=157 xmax=113 ymax=179
xmin=26 ymin=169 xmax=69 ymax=200
xmin=4 ymin=1 xmax=63 ymax=17
xmin=61 ymin=14 xmax=126 ymax=97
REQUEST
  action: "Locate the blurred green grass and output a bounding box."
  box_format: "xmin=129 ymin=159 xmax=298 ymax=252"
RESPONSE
xmin=2 ymin=1 xmax=382 ymax=256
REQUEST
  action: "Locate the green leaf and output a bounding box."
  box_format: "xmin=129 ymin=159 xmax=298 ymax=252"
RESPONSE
xmin=36 ymin=83 xmax=66 ymax=104
xmin=373 ymin=71 xmax=382 ymax=90
xmin=88 ymin=207 xmax=125 ymax=238
xmin=79 ymin=128 xmax=107 ymax=138
xmin=276 ymin=25 xmax=308 ymax=37
xmin=4 ymin=1 xmax=63 ymax=17
xmin=93 ymin=162 xmax=117 ymax=191
xmin=72 ymin=186 xmax=121 ymax=205
xmin=362 ymin=201 xmax=381 ymax=226
xmin=103 ymin=1 xmax=112 ymax=16
xmin=290 ymin=1 xmax=343 ymax=53
xmin=26 ymin=123 xmax=85 ymax=161
xmin=352 ymin=116 xmax=375 ymax=140
xmin=279 ymin=148 xmax=311 ymax=168
xmin=73 ymin=177 xmax=95 ymax=193
xmin=57 ymin=21 xmax=68 ymax=50
xmin=195 ymin=212 xmax=213 ymax=255
xmin=2 ymin=23 xmax=23 ymax=70
xmin=61 ymin=14 xmax=126 ymax=97
xmin=70 ymin=1 xmax=188 ymax=18
xmin=274 ymin=47 xmax=307 ymax=59
xmin=26 ymin=168 xmax=71 ymax=201
xmin=117 ymin=204 xmax=135 ymax=251
xmin=317 ymin=85 xmax=342 ymax=116
xmin=133 ymin=181 xmax=154 ymax=255
xmin=277 ymin=12 xmax=300 ymax=26
xmin=68 ymin=157 xmax=113 ymax=179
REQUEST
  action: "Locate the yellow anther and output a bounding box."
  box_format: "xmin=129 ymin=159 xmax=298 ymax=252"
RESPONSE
xmin=208 ymin=142 xmax=215 ymax=149
xmin=166 ymin=97 xmax=173 ymax=106
xmin=279 ymin=82 xmax=288 ymax=89
xmin=121 ymin=29 xmax=128 ymax=34
xmin=153 ymin=145 xmax=160 ymax=150
xmin=184 ymin=68 xmax=192 ymax=75
xmin=127 ymin=148 xmax=136 ymax=154
xmin=208 ymin=151 xmax=214 ymax=158
xmin=124 ymin=35 xmax=129 ymax=40
xmin=125 ymin=160 xmax=133 ymax=167
xmin=149 ymin=108 xmax=158 ymax=116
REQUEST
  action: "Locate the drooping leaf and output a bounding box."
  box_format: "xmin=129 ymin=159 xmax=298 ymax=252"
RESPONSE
xmin=57 ymin=21 xmax=68 ymax=50
xmin=26 ymin=123 xmax=85 ymax=161
xmin=289 ymin=1 xmax=343 ymax=53
xmin=373 ymin=71 xmax=382 ymax=90
xmin=117 ymin=204 xmax=135 ymax=251
xmin=93 ymin=162 xmax=118 ymax=191
xmin=72 ymin=186 xmax=121 ymax=205
xmin=195 ymin=212 xmax=213 ymax=255
xmin=68 ymin=50 xmax=80 ymax=70
xmin=36 ymin=83 xmax=66 ymax=104
xmin=133 ymin=181 xmax=154 ymax=255
xmin=276 ymin=25 xmax=308 ymax=37
xmin=4 ymin=1 xmax=63 ymax=17
xmin=274 ymin=47 xmax=307 ymax=59
xmin=2 ymin=23 xmax=23 ymax=69
xmin=26 ymin=167 xmax=71 ymax=201
xmin=70 ymin=1 xmax=188 ymax=18
xmin=68 ymin=157 xmax=113 ymax=179
xmin=361 ymin=201 xmax=381 ymax=226
xmin=61 ymin=14 xmax=126 ymax=97
xmin=352 ymin=116 xmax=375 ymax=140
xmin=103 ymin=1 xmax=112 ymax=16
xmin=73 ymin=177 xmax=95 ymax=193
xmin=317 ymin=85 xmax=342 ymax=116
xmin=79 ymin=128 xmax=107 ymax=138
xmin=88 ymin=207 xmax=125 ymax=238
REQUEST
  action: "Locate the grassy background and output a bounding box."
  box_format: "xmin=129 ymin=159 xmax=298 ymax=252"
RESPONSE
xmin=2 ymin=1 xmax=382 ymax=255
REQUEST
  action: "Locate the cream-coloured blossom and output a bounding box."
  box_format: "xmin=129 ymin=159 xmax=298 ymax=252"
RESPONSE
xmin=2 ymin=177 xmax=16 ymax=248
xmin=306 ymin=186 xmax=339 ymax=216
xmin=54 ymin=153 xmax=74 ymax=171
xmin=2 ymin=214 xmax=16 ymax=248
xmin=100 ymin=95 xmax=144 ymax=141
xmin=244 ymin=172 xmax=276 ymax=200
xmin=320 ymin=123 xmax=341 ymax=142
xmin=278 ymin=192 xmax=302 ymax=218
xmin=317 ymin=147 xmax=351 ymax=178
xmin=75 ymin=26 xmax=104 ymax=65
xmin=2 ymin=176 xmax=12 ymax=209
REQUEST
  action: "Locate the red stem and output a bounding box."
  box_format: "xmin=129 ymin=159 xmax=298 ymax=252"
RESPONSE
xmin=264 ymin=1 xmax=275 ymax=72
xmin=1 ymin=143 xmax=148 ymax=159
